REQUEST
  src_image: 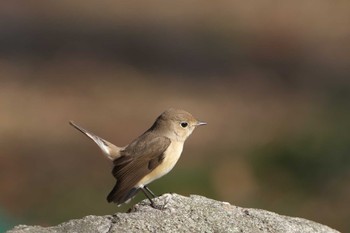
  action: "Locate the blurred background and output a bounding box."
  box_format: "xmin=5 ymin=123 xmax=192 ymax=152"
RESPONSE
xmin=1 ymin=1 xmax=350 ymax=232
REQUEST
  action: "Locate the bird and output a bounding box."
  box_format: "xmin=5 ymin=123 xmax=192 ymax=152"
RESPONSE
xmin=69 ymin=108 xmax=206 ymax=208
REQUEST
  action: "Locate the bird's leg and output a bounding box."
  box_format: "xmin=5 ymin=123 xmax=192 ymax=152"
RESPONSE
xmin=140 ymin=188 xmax=155 ymax=206
xmin=144 ymin=185 xmax=157 ymax=198
xmin=140 ymin=187 xmax=163 ymax=210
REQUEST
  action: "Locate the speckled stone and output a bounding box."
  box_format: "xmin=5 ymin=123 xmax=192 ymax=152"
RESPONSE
xmin=7 ymin=194 xmax=339 ymax=233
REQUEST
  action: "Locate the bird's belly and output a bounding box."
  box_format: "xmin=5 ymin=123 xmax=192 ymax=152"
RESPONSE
xmin=136 ymin=141 xmax=184 ymax=187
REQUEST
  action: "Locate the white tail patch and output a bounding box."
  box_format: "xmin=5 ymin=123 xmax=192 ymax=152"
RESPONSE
xmin=69 ymin=121 xmax=123 ymax=160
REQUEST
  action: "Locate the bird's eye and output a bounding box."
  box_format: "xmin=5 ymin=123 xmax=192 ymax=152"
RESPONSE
xmin=180 ymin=122 xmax=188 ymax=128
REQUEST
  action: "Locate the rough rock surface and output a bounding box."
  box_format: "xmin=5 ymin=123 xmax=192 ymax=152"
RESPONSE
xmin=8 ymin=194 xmax=339 ymax=233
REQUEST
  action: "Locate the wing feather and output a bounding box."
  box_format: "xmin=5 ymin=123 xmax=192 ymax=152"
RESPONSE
xmin=107 ymin=133 xmax=171 ymax=204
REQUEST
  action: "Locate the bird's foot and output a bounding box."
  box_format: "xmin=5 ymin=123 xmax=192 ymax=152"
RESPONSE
xmin=150 ymin=195 xmax=172 ymax=210
xmin=150 ymin=201 xmax=166 ymax=210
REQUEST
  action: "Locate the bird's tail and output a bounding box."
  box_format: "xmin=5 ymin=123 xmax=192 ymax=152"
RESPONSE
xmin=69 ymin=121 xmax=122 ymax=160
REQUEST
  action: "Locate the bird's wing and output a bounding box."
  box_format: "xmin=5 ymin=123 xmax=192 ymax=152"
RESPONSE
xmin=69 ymin=121 xmax=122 ymax=160
xmin=107 ymin=134 xmax=171 ymax=203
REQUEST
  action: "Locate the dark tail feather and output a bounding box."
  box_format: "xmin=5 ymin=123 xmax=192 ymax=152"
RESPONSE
xmin=107 ymin=183 xmax=139 ymax=204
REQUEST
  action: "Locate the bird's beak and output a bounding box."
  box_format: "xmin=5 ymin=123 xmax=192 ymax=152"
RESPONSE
xmin=196 ymin=121 xmax=207 ymax=126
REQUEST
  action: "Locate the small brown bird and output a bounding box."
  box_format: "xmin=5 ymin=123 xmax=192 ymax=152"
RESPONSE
xmin=69 ymin=108 xmax=206 ymax=207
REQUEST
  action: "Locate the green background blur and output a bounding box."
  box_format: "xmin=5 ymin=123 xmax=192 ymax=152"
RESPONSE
xmin=1 ymin=1 xmax=350 ymax=232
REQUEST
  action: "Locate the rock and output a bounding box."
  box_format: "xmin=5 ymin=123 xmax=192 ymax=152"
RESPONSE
xmin=7 ymin=194 xmax=339 ymax=233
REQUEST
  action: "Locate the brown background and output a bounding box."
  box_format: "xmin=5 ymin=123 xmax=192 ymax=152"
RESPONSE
xmin=0 ymin=1 xmax=349 ymax=232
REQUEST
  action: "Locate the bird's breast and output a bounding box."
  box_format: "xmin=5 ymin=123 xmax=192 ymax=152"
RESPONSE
xmin=136 ymin=141 xmax=184 ymax=187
